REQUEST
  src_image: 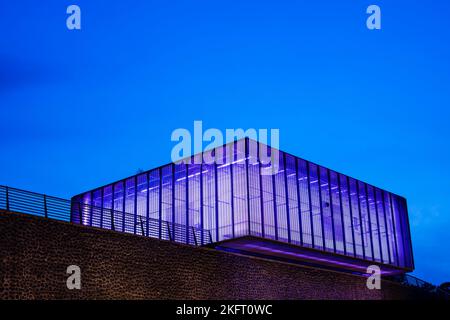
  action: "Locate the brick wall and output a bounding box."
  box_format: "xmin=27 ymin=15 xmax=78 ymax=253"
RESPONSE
xmin=0 ymin=211 xmax=427 ymax=300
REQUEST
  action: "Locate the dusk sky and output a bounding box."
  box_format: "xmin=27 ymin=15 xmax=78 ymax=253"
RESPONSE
xmin=1 ymin=1 xmax=449 ymax=284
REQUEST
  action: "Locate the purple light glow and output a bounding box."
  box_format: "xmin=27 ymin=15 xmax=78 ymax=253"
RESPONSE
xmin=71 ymin=138 xmax=414 ymax=273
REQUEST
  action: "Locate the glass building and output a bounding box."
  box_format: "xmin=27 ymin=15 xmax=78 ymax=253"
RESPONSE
xmin=71 ymin=138 xmax=413 ymax=275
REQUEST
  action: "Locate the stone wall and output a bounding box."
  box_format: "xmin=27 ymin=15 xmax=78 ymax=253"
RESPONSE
xmin=0 ymin=210 xmax=427 ymax=300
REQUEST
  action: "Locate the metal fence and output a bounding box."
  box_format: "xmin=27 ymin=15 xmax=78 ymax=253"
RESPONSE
xmin=72 ymin=201 xmax=213 ymax=246
xmin=0 ymin=185 xmax=71 ymax=221
xmin=0 ymin=185 xmax=212 ymax=246
xmin=386 ymin=274 xmax=450 ymax=299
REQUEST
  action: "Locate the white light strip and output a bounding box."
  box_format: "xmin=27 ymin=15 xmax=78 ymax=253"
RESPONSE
xmin=216 ymin=157 xmax=249 ymax=169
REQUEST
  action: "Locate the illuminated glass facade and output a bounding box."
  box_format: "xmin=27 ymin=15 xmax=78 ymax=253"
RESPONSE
xmin=71 ymin=138 xmax=414 ymax=272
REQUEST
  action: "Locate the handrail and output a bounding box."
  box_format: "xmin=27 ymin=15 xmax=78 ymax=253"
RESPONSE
xmin=385 ymin=274 xmax=450 ymax=299
xmin=0 ymin=185 xmax=212 ymax=246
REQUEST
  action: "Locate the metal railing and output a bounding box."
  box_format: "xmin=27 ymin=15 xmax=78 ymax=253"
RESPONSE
xmin=386 ymin=274 xmax=450 ymax=299
xmin=72 ymin=201 xmax=213 ymax=246
xmin=0 ymin=185 xmax=71 ymax=221
xmin=0 ymin=185 xmax=212 ymax=246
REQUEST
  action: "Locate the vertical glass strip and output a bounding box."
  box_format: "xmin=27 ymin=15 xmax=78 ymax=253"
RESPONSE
xmin=92 ymin=189 xmax=102 ymax=228
xmin=319 ymin=166 xmax=334 ymax=252
xmin=330 ymin=170 xmax=345 ymax=254
xmin=350 ymin=178 xmax=365 ymax=259
xmin=232 ymin=139 xmax=248 ymax=238
xmin=358 ymin=181 xmax=372 ymax=260
xmin=103 ymin=185 xmax=113 ymax=230
xmin=261 ymin=150 xmax=275 ymax=240
xmin=274 ymin=151 xmax=288 ymax=242
xmin=298 ymin=159 xmax=312 ymax=247
xmin=217 ymin=145 xmax=232 ymax=241
xmin=174 ymin=162 xmax=187 ymax=243
xmin=375 ymin=188 xmax=390 ymax=264
xmin=257 ymin=141 xmax=266 ymax=238
xmin=385 ymin=191 xmax=398 ymax=265
xmin=308 ymin=163 xmax=323 ymax=250
xmin=392 ymin=195 xmax=406 ymax=268
xmin=124 ymin=178 xmax=135 ymax=234
xmin=286 ymin=154 xmax=300 ymax=245
xmin=188 ymin=159 xmax=201 ymax=245
xmin=113 ymin=181 xmax=123 ymax=231
xmin=367 ymin=185 xmax=381 ymax=262
xmin=136 ymin=173 xmax=148 ymax=236
xmin=399 ymin=197 xmax=414 ymax=269
xmin=248 ymin=139 xmax=262 ymax=237
xmin=148 ymin=169 xmax=160 ymax=239
xmin=339 ymin=175 xmax=354 ymax=256
xmin=134 ymin=177 xmax=138 ymax=234
xmin=214 ymin=158 xmax=220 ymax=242
xmin=202 ymin=159 xmax=215 ymax=245
xmin=161 ymin=165 xmax=173 ymax=240
xmin=245 ymin=139 xmax=251 ymax=236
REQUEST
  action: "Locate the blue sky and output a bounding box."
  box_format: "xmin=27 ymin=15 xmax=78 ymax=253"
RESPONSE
xmin=1 ymin=1 xmax=449 ymax=284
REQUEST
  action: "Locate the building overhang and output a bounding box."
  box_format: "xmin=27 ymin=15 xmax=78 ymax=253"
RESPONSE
xmin=210 ymin=236 xmax=410 ymax=276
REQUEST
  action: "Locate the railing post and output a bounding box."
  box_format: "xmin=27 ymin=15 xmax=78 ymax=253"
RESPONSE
xmin=191 ymin=226 xmax=198 ymax=246
xmin=5 ymin=186 xmax=10 ymax=211
xmin=43 ymin=195 xmax=48 ymax=218
xmin=139 ymin=216 xmax=145 ymax=236
xmin=209 ymin=230 xmax=213 ymax=244
xmin=167 ymin=221 xmax=172 ymax=241
xmin=110 ymin=208 xmax=115 ymax=231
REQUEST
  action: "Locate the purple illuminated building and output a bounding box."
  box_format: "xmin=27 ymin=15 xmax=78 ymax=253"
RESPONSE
xmin=71 ymin=138 xmax=414 ymax=275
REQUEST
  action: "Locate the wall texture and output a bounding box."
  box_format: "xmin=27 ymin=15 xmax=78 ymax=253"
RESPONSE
xmin=0 ymin=210 xmax=427 ymax=300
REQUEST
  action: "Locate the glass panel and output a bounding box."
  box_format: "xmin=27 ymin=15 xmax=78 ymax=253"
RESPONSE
xmin=174 ymin=162 xmax=187 ymax=242
xmin=330 ymin=171 xmax=345 ymax=254
xmin=298 ymin=159 xmax=312 ymax=247
xmin=274 ymin=152 xmax=288 ymax=242
xmin=216 ymin=145 xmax=233 ymax=241
xmin=136 ymin=173 xmax=148 ymax=236
xmin=261 ymin=147 xmax=276 ymax=240
xmin=376 ymin=188 xmax=389 ymax=264
xmin=384 ymin=191 xmax=397 ymax=264
xmin=92 ymin=189 xmax=102 ymax=227
xmin=309 ymin=163 xmax=323 ymax=250
xmin=397 ymin=196 xmax=413 ymax=269
xmin=349 ymin=178 xmax=364 ymax=258
xmin=113 ymin=181 xmax=124 ymax=232
xmin=161 ymin=165 xmax=173 ymax=240
xmin=81 ymin=192 xmax=91 ymax=226
xmin=248 ymin=139 xmax=262 ymax=237
xmin=202 ymin=159 xmax=215 ymax=244
xmin=367 ymin=185 xmax=381 ymax=262
xmin=230 ymin=140 xmax=248 ymax=238
xmin=124 ymin=177 xmax=135 ymax=234
xmin=319 ymin=166 xmax=334 ymax=252
xmin=148 ymin=170 xmax=160 ymax=238
xmin=102 ymin=185 xmax=113 ymax=230
xmin=286 ymin=154 xmax=300 ymax=245
xmin=188 ymin=162 xmax=201 ymax=244
xmin=358 ymin=182 xmax=373 ymax=260
xmin=338 ymin=174 xmax=352 ymax=256
xmin=392 ymin=195 xmax=406 ymax=268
